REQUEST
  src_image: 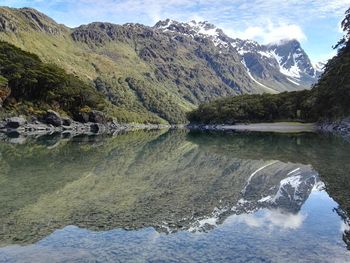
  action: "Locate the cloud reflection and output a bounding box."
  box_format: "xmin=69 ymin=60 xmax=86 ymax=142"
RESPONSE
xmin=227 ymin=209 xmax=306 ymax=230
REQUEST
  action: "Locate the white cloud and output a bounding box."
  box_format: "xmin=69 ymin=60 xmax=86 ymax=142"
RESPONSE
xmin=5 ymin=0 xmax=349 ymax=26
xmin=223 ymin=22 xmax=307 ymax=44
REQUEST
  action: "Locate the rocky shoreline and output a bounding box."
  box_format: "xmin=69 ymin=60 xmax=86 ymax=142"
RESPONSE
xmin=1 ymin=110 xmax=349 ymax=141
xmin=0 ymin=110 xmax=170 ymax=138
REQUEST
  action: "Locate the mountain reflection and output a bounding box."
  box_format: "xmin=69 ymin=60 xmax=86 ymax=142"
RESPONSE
xmin=0 ymin=130 xmax=349 ymax=250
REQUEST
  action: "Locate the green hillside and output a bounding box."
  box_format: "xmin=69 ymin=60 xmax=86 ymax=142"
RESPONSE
xmin=0 ymin=7 xmax=246 ymax=124
xmin=0 ymin=41 xmax=166 ymax=123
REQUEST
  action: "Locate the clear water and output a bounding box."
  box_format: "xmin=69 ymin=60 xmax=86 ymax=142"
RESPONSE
xmin=0 ymin=130 xmax=350 ymax=262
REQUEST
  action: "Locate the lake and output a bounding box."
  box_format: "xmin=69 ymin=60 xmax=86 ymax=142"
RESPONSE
xmin=0 ymin=130 xmax=350 ymax=262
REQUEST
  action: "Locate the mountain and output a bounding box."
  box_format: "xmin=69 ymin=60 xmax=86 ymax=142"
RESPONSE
xmin=155 ymin=19 xmax=321 ymax=91
xmin=266 ymin=40 xmax=322 ymax=86
xmin=0 ymin=7 xmax=321 ymax=124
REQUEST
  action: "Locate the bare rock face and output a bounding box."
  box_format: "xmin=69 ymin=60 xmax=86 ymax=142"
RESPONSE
xmin=0 ymin=7 xmax=65 ymax=36
xmin=0 ymin=13 xmax=18 ymax=32
xmin=20 ymin=8 xmax=62 ymax=35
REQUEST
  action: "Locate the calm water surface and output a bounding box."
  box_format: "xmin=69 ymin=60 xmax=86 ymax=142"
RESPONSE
xmin=0 ymin=130 xmax=350 ymax=262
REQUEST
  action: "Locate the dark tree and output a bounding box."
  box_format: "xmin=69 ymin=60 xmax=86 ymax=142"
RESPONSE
xmin=334 ymin=7 xmax=350 ymax=50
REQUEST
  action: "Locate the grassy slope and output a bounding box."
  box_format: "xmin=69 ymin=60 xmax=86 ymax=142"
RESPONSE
xmin=0 ymin=8 xmax=189 ymax=123
xmin=1 ymin=31 xmax=168 ymax=122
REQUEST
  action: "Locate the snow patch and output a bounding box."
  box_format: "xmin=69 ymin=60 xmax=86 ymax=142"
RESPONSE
xmin=287 ymin=78 xmax=300 ymax=86
xmin=258 ymin=196 xmax=272 ymax=202
xmin=312 ymin=181 xmax=325 ymax=192
xmin=161 ymin=20 xmax=231 ymax=49
xmin=258 ymin=51 xmax=273 ymax=58
xmin=188 ymin=206 xmax=230 ymax=232
xmin=280 ymin=65 xmax=301 ymax=79
xmin=270 ymin=50 xmax=303 ymax=79
xmin=280 ymin=175 xmax=302 ymax=189
xmin=241 ymin=59 xmax=277 ymax=93
xmin=287 ymin=167 xmax=301 ymax=175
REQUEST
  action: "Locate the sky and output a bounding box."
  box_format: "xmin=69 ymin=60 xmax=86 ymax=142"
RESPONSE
xmin=0 ymin=0 xmax=349 ymax=63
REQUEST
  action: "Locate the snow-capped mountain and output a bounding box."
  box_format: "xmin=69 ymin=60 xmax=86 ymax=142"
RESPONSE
xmin=154 ymin=19 xmax=232 ymax=49
xmin=154 ymin=19 xmax=322 ymax=91
xmin=267 ymin=40 xmax=323 ymax=86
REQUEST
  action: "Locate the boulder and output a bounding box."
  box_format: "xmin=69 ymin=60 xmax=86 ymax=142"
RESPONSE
xmin=90 ymin=123 xmax=107 ymax=133
xmin=43 ymin=110 xmax=62 ymax=127
xmin=90 ymin=123 xmax=100 ymax=133
xmin=74 ymin=112 xmax=90 ymax=123
xmin=5 ymin=116 xmax=26 ymax=129
xmin=74 ymin=110 xmax=108 ymax=124
xmin=89 ymin=110 xmax=107 ymax=123
xmin=30 ymin=116 xmax=38 ymax=122
xmin=62 ymin=117 xmax=72 ymax=126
